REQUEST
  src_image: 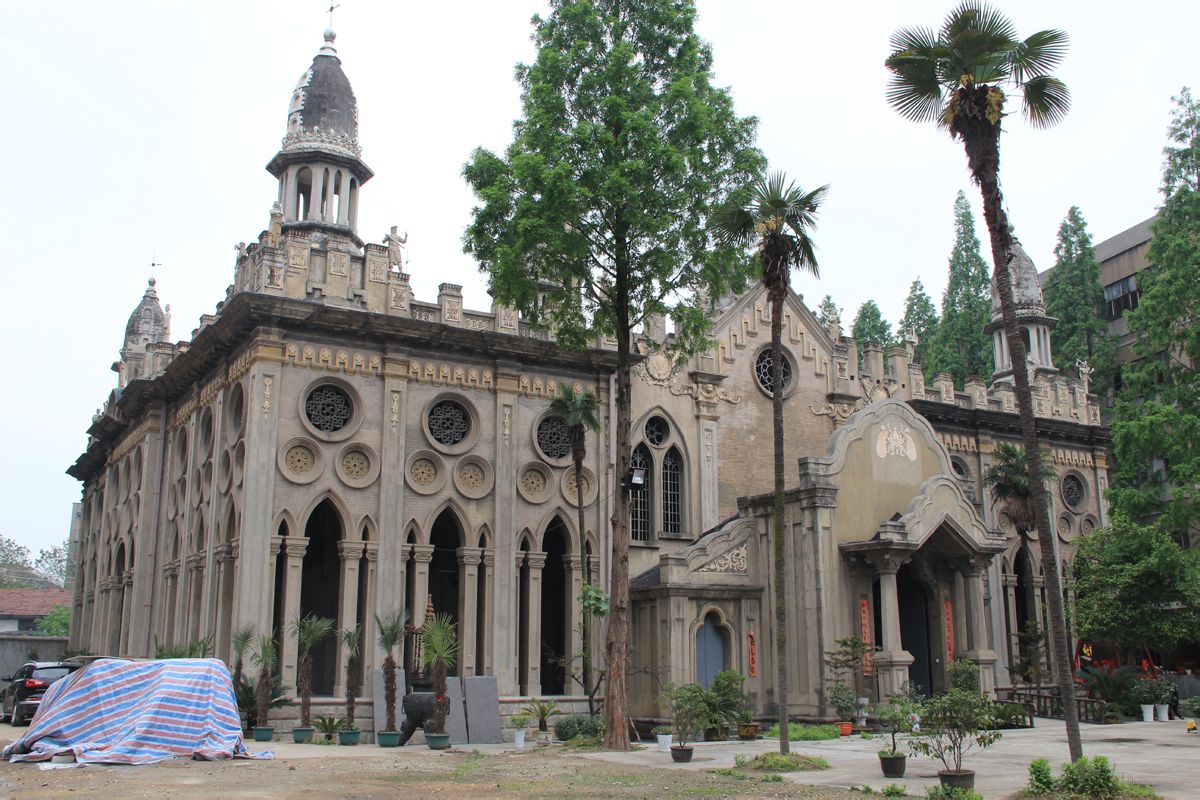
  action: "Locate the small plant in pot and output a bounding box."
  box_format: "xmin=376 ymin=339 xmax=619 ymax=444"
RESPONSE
xmin=908 ymin=672 xmax=1000 ymax=792
xmin=287 ymin=614 xmax=334 ymax=744
xmin=709 ymin=669 xmax=751 ymax=740
xmin=374 ymin=608 xmax=406 ymax=747
xmin=313 ymin=713 xmax=345 ymax=743
xmin=735 ymin=707 xmax=759 ymax=740
xmin=665 ymin=682 xmax=708 ymax=763
xmin=827 ymin=682 xmax=857 ymax=735
xmin=510 ymin=713 xmax=531 ymax=749
xmin=250 ymin=631 xmax=278 ymax=742
xmin=523 ymin=699 xmax=561 ymax=742
xmin=419 ymin=613 xmax=460 ymax=750
xmin=874 ymin=682 xmax=920 ymax=779
xmin=336 ymin=624 xmax=362 ymax=745
xmin=1132 ymin=678 xmax=1158 ymax=722
xmin=652 ymin=724 xmax=673 ymax=752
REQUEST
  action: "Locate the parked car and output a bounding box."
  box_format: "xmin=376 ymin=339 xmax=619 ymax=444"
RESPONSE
xmin=1 ymin=661 xmax=83 ymax=726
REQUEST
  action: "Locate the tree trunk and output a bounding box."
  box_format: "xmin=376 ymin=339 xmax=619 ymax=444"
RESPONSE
xmin=602 ymin=259 xmax=633 ymax=750
xmin=573 ymin=440 xmax=594 ymax=717
xmin=299 ymin=653 xmax=311 ymax=727
xmin=256 ymin=667 xmax=271 ymax=730
xmin=958 ymin=90 xmax=1083 ymax=761
xmin=383 ymin=654 xmax=397 ymax=732
xmin=346 ymin=654 xmax=359 ymax=730
xmin=769 ymin=286 xmax=790 ymax=755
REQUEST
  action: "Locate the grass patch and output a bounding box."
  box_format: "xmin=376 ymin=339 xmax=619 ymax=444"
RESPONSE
xmin=734 ymin=752 xmax=831 ymax=772
xmin=450 ymin=749 xmax=490 ymax=778
xmin=706 ymin=767 xmax=747 ymax=780
xmin=761 ymin=773 xmax=784 ymax=783
xmin=764 ymin=722 xmax=841 ymax=741
xmin=560 ymin=734 xmax=603 ymax=749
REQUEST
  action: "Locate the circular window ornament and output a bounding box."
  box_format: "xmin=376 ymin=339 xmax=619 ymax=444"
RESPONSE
xmin=561 ymin=466 xmax=598 ymax=507
xmin=950 ymin=457 xmax=969 ymax=481
xmin=305 ymin=385 xmax=353 ymax=433
xmin=277 ymin=437 xmax=323 ymax=485
xmin=517 ymin=462 xmax=552 ymax=504
xmin=428 ymin=400 xmax=470 ymax=446
xmin=405 ymin=450 xmax=447 ymax=495
xmin=644 ymin=416 xmax=670 ymax=447
xmin=226 ymin=383 xmax=245 ymax=444
xmin=754 ymin=348 xmax=792 ymax=396
xmin=536 ymin=416 xmax=571 ymax=462
xmin=335 ymin=443 xmax=380 ymax=488
xmin=1061 ymin=474 xmax=1086 ymax=510
xmin=453 ymin=455 xmax=495 ymax=500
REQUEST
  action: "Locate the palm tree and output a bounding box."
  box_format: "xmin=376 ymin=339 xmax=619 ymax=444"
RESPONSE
xmin=287 ymin=614 xmax=334 ymax=729
xmin=546 ymin=383 xmax=602 ymax=715
xmin=375 ymin=608 xmax=407 ymax=733
xmin=712 ymin=171 xmax=827 ymax=755
xmin=983 ymin=443 xmax=1055 ymax=536
xmin=230 ymin=623 xmax=255 ymax=683
xmin=251 ymin=631 xmax=278 ymax=733
xmin=338 ymin=625 xmax=362 ymax=732
xmin=885 ymin=1 xmax=1081 ymax=760
xmin=419 ymin=614 xmax=460 ymax=735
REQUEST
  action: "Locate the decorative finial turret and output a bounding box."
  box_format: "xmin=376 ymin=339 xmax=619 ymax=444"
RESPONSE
xmin=985 ymin=223 xmax=1058 ymax=382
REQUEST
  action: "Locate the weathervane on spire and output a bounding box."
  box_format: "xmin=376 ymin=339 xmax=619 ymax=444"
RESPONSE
xmin=328 ymin=3 xmax=341 ymax=29
xmin=149 ymin=256 xmax=162 ymax=282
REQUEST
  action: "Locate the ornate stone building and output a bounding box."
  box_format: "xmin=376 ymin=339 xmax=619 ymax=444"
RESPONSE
xmin=68 ymin=30 xmax=1109 ymax=725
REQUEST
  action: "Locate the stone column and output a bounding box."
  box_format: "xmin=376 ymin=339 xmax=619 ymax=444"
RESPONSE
xmin=280 ymin=537 xmax=309 ymax=690
xmin=481 ymin=551 xmax=495 ymax=676
xmin=457 ymin=547 xmax=482 ymax=677
xmin=525 ymin=551 xmax=547 ymax=695
xmin=962 ymin=560 xmax=998 ymax=696
xmin=565 ymin=554 xmax=584 ymax=691
xmin=871 ymin=554 xmax=914 ymax=701
xmin=361 ymin=544 xmax=379 ymax=680
xmin=410 ymin=545 xmax=435 ymax=628
xmin=1003 ymin=573 xmax=1021 ymax=668
xmin=493 ymin=365 xmax=520 ymax=694
xmin=375 ymin=354 xmax=410 ymax=670
xmin=334 ymin=541 xmax=365 ymax=699
xmin=308 ymin=167 xmax=325 ymax=222
xmin=120 ymin=571 xmax=134 ymax=655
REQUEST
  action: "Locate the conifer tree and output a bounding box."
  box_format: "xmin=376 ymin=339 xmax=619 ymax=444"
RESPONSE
xmin=851 ymin=300 xmax=893 ymax=361
xmin=1043 ymin=206 xmax=1115 ymax=394
xmin=898 ymin=279 xmax=939 ymax=366
xmin=926 ymin=191 xmax=993 ymax=385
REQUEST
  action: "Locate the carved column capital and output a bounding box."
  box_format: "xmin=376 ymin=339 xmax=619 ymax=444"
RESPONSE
xmin=338 ymin=541 xmax=366 ymax=561
xmin=411 ymin=544 xmax=435 ymax=563
xmin=283 ymin=538 xmax=310 ymax=558
xmin=525 ymin=551 xmax=548 ymax=570
xmin=457 ymin=546 xmax=483 ymax=566
xmin=364 ymin=543 xmax=379 ymax=562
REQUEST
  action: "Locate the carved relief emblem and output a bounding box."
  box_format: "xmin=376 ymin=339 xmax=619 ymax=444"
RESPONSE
xmin=875 ymin=422 xmax=917 ymax=461
xmin=367 ymin=255 xmax=388 ymax=283
xmin=641 ymin=352 xmax=673 ymax=386
xmin=443 ymin=298 xmax=462 ymax=323
xmin=697 ymin=543 xmax=748 ymax=574
xmin=328 ymin=251 xmax=349 ymax=277
xmin=499 ymin=307 xmax=518 ymax=331
xmin=287 ymin=242 xmax=309 ymax=269
xmin=390 ymin=285 xmax=410 ymax=311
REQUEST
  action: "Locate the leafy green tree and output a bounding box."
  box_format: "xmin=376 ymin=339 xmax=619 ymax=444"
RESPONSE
xmin=886 ymin=1 xmax=1082 ymax=760
xmin=712 ymin=171 xmax=826 ymax=756
xmin=851 ymin=300 xmax=893 ymax=363
xmin=546 ymin=383 xmax=602 ymax=717
xmin=1110 ymin=88 xmax=1200 ymax=543
xmin=926 ymin=191 xmax=993 ymax=385
xmin=898 ymin=278 xmax=939 ymax=366
xmin=33 ymin=541 xmax=73 ymax=589
xmin=0 ymin=535 xmax=34 ymax=588
xmin=462 ymin=0 xmax=762 ymax=749
xmin=1074 ymin=515 xmax=1200 ymax=652
xmin=1043 ymin=206 xmax=1115 ymax=394
xmin=36 ymin=606 xmax=71 ymax=637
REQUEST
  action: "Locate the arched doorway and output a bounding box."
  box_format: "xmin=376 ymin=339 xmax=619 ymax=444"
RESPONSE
xmin=429 ymin=511 xmax=462 ymax=630
xmin=541 ymin=518 xmax=569 ymax=695
xmin=897 ymin=565 xmax=933 ymax=695
xmin=696 ymin=611 xmax=727 ymax=688
xmin=301 ymin=500 xmax=342 ymax=695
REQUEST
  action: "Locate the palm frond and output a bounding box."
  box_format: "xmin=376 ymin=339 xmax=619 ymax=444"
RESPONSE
xmin=546 ymin=383 xmax=601 ymax=433
xmin=418 ymin=613 xmax=460 ymax=670
xmin=231 ymin=624 xmax=256 ymax=660
xmin=708 ymin=200 xmax=757 ymax=247
xmin=337 ymin=624 xmax=361 ymax=658
xmin=375 ymin=608 xmax=407 ymax=655
xmin=1021 ymin=75 xmax=1071 ymax=129
xmin=1008 ymin=29 xmax=1069 ymax=85
xmin=884 ymin=26 xmax=946 ymax=124
xmin=288 ymin=614 xmax=334 ymax=658
xmin=251 ymin=631 xmax=277 ymax=669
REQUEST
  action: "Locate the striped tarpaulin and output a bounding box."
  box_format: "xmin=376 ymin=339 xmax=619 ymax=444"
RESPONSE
xmin=3 ymin=658 xmax=270 ymax=764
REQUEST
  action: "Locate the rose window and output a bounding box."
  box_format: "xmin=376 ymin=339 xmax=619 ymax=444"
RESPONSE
xmin=305 ymin=385 xmax=353 ymax=433
xmin=537 ymin=416 xmax=571 ymax=460
xmin=342 ymin=450 xmax=369 ymax=479
xmin=644 ymin=416 xmax=668 ymax=446
xmin=754 ymin=349 xmax=792 ymax=395
xmin=411 ymin=458 xmax=438 ymax=486
xmin=1061 ymin=474 xmax=1085 ymax=509
xmin=427 ymin=400 xmax=470 ymax=446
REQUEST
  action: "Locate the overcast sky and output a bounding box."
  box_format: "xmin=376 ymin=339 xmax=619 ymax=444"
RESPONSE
xmin=3 ymin=0 xmax=1195 ymax=557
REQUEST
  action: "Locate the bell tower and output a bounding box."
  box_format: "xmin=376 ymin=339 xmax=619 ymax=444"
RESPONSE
xmin=987 ymin=228 xmax=1057 ymax=383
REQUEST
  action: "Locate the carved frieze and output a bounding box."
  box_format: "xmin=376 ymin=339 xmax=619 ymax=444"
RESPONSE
xmin=670 ymin=381 xmax=741 ymax=404
xmin=327 ymin=251 xmax=349 ymax=277
xmin=285 ymin=343 xmax=382 ymax=376
xmin=697 ymin=543 xmax=748 ymax=574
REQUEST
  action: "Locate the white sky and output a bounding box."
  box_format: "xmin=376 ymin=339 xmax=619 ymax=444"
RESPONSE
xmin=3 ymin=0 xmax=1194 ymax=556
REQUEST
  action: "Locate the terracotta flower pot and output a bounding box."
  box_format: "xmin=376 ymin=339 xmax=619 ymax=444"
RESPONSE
xmin=837 ymin=721 xmax=853 ymax=736
xmin=736 ymin=722 xmax=759 ymax=741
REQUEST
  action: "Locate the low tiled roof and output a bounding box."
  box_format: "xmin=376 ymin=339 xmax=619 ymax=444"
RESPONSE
xmin=0 ymin=588 xmax=72 ymax=618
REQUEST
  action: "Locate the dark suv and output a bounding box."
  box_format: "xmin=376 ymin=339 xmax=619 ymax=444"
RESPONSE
xmin=1 ymin=661 xmax=82 ymax=726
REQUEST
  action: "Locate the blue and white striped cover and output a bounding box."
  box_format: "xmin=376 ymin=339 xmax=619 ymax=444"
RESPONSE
xmin=3 ymin=658 xmax=270 ymax=764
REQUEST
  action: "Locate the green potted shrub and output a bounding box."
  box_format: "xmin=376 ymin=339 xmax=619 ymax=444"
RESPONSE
xmin=874 ymin=683 xmax=920 ymax=779
xmin=336 ymin=625 xmax=362 ymax=745
xmin=287 ymin=614 xmax=333 ymax=744
xmin=908 ymin=679 xmax=1000 ymax=792
xmin=735 ymin=707 xmax=759 ymax=740
xmin=710 ymin=670 xmax=752 ymax=740
xmin=250 ymin=632 xmax=278 ymax=742
xmin=1152 ymin=677 xmax=1174 ymax=721
xmin=1132 ymin=678 xmax=1157 ymax=722
xmin=665 ymin=682 xmax=708 ymax=763
xmin=510 ymin=713 xmax=531 ymax=749
xmin=524 ymin=699 xmax=560 ymax=742
xmin=313 ymin=713 xmax=344 ymax=743
xmin=375 ymin=609 xmax=406 ymax=747
xmin=827 ymin=682 xmax=857 ymax=735
xmin=652 ymin=724 xmax=673 ymax=752
xmin=419 ymin=613 xmax=459 ymax=750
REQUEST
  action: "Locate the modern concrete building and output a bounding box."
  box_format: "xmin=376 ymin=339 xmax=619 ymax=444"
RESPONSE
xmin=67 ymin=29 xmax=1110 ymax=729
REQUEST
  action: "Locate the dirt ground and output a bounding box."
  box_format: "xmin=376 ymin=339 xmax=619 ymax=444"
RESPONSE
xmin=0 ymin=747 xmax=862 ymax=799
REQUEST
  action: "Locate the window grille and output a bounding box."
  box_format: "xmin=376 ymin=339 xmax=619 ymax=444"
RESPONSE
xmin=630 ymin=445 xmax=651 ymax=542
xmin=537 ymin=416 xmax=571 ymax=460
xmin=662 ymin=447 xmax=682 ymax=535
xmin=428 ymin=400 xmax=470 ymax=446
xmin=754 ymin=349 xmax=792 ymax=395
xmin=305 ymin=385 xmax=353 ymax=433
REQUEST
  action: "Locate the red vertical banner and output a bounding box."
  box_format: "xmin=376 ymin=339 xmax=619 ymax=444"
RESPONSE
xmin=859 ymin=598 xmax=873 ymax=676
xmin=747 ymin=630 xmax=758 ymax=677
xmin=943 ymin=599 xmax=955 ymax=663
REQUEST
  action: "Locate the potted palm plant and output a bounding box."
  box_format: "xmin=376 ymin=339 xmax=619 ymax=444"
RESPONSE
xmin=336 ymin=625 xmax=363 ymax=745
xmin=229 ymin=623 xmax=256 ymax=731
xmin=287 ymin=614 xmax=333 ymax=743
xmin=524 ymin=699 xmax=560 ymax=742
xmin=510 ymin=713 xmax=531 ymax=749
xmin=666 ymin=682 xmax=707 ymax=763
xmin=250 ymin=631 xmax=278 ymax=742
xmin=375 ymin=609 xmax=406 ymax=747
xmin=313 ymin=713 xmax=344 ymax=743
xmin=419 ymin=613 xmax=459 ymax=750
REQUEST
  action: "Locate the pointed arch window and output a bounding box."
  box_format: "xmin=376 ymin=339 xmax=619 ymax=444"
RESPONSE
xmin=662 ymin=447 xmax=682 ymax=535
xmin=630 ymin=445 xmax=651 ymax=542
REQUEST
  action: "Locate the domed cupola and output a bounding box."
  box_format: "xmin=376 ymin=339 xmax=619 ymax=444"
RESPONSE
xmin=123 ymin=278 xmax=165 ymax=353
xmin=986 ymin=226 xmax=1058 ymax=382
xmin=267 ymin=29 xmax=373 ymax=242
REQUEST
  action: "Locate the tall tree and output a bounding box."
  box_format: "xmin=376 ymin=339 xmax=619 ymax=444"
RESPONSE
xmin=463 ymin=0 xmax=762 ymax=749
xmin=898 ymin=278 xmax=939 ymax=366
xmin=1042 ymin=206 xmax=1115 ymax=394
xmin=546 ymin=384 xmax=602 ymax=716
xmin=1109 ymin=88 xmax=1200 ymax=543
xmin=851 ymin=300 xmax=893 ymax=361
xmin=926 ymin=191 xmax=993 ymax=385
xmin=886 ymin=2 xmax=1083 ymax=760
xmin=712 ymin=171 xmax=826 ymax=756
xmin=33 ymin=541 xmax=73 ymax=589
